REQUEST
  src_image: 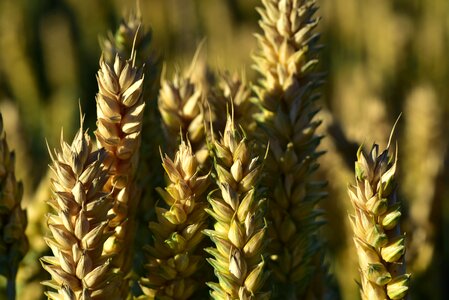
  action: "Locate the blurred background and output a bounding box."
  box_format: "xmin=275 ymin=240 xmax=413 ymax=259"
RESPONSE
xmin=0 ymin=0 xmax=448 ymax=299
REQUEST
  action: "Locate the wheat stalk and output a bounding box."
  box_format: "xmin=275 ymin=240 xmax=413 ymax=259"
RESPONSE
xmin=139 ymin=138 xmax=210 ymax=299
xmin=41 ymin=123 xmax=119 ymax=299
xmin=204 ymin=115 xmax=270 ymax=300
xmin=348 ymin=141 xmax=410 ymax=299
xmin=95 ymin=48 xmax=145 ymax=294
xmin=252 ymin=0 xmax=325 ymax=296
xmin=0 ymin=114 xmax=28 ymax=300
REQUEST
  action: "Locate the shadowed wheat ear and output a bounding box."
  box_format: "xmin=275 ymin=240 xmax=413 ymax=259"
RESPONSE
xmin=42 ymin=122 xmax=120 ymax=299
xmin=348 ymin=138 xmax=410 ymax=299
xmin=139 ymin=138 xmax=210 ymax=299
xmin=0 ymin=114 xmax=28 ymax=300
xmin=209 ymin=72 xmax=255 ymax=135
xmin=100 ymin=8 xmax=156 ymax=71
xmin=94 ymin=47 xmax=145 ymax=292
xmin=158 ymin=46 xmax=210 ymax=166
xmin=204 ymin=115 xmax=270 ymax=300
xmin=252 ymin=0 xmax=325 ymax=296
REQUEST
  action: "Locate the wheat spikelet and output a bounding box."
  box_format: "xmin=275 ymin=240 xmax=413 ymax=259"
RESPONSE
xmin=204 ymin=115 xmax=269 ymax=300
xmin=158 ymin=48 xmax=210 ymax=165
xmin=252 ymin=0 xmax=325 ymax=295
xmin=139 ymin=139 xmax=210 ymax=299
xmin=42 ymin=124 xmax=120 ymax=299
xmin=348 ymin=141 xmax=410 ymax=300
xmin=95 ymin=49 xmax=145 ymax=287
xmin=0 ymin=114 xmax=28 ymax=299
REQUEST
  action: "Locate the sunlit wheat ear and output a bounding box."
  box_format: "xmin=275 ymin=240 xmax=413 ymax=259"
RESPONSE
xmin=0 ymin=113 xmax=28 ymax=299
xmin=252 ymin=0 xmax=325 ymax=296
xmin=139 ymin=138 xmax=210 ymax=300
xmin=42 ymin=123 xmax=120 ymax=300
xmin=94 ymin=48 xmax=145 ymax=289
xmin=348 ymin=141 xmax=410 ymax=300
xmin=158 ymin=46 xmax=210 ymax=166
xmin=204 ymin=115 xmax=270 ymax=300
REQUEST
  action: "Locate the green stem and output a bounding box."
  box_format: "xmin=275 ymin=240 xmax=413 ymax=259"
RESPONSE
xmin=7 ymin=258 xmax=18 ymax=300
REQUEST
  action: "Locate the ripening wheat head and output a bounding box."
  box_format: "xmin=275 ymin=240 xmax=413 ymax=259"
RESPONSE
xmin=252 ymin=0 xmax=325 ymax=295
xmin=348 ymin=142 xmax=410 ymax=300
xmin=204 ymin=115 xmax=270 ymax=300
xmin=139 ymin=139 xmax=210 ymax=300
xmin=158 ymin=47 xmax=210 ymax=166
xmin=42 ymin=124 xmax=120 ymax=300
xmin=101 ymin=10 xmax=155 ymax=68
xmin=209 ymin=72 xmax=255 ymax=135
xmin=0 ymin=113 xmax=28 ymax=296
xmin=95 ymin=50 xmax=145 ymax=281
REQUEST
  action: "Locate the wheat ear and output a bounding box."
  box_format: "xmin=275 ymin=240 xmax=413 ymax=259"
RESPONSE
xmin=139 ymin=139 xmax=210 ymax=299
xmin=0 ymin=114 xmax=28 ymax=300
xmin=41 ymin=122 xmax=119 ymax=299
xmin=204 ymin=115 xmax=270 ymax=300
xmin=252 ymin=0 xmax=325 ymax=296
xmin=209 ymin=72 xmax=255 ymax=135
xmin=95 ymin=49 xmax=145 ymax=289
xmin=101 ymin=9 xmax=163 ymax=282
xmin=348 ymin=141 xmax=410 ymax=300
xmin=158 ymin=48 xmax=209 ymax=165
xmin=101 ymin=9 xmax=155 ymax=68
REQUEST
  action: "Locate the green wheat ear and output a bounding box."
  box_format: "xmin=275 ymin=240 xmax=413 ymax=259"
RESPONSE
xmin=348 ymin=138 xmax=410 ymax=300
xmin=252 ymin=0 xmax=325 ymax=297
xmin=139 ymin=137 xmax=210 ymax=300
xmin=204 ymin=114 xmax=270 ymax=300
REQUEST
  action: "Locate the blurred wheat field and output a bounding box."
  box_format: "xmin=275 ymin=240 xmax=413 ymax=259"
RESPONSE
xmin=0 ymin=0 xmax=448 ymax=299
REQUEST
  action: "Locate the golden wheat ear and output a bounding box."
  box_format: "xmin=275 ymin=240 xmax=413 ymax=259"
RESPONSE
xmin=203 ymin=114 xmax=270 ymax=300
xmin=41 ymin=118 xmax=121 ymax=300
xmin=94 ymin=48 xmax=145 ymax=298
xmin=348 ymin=138 xmax=410 ymax=300
xmin=0 ymin=113 xmax=29 ymax=300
